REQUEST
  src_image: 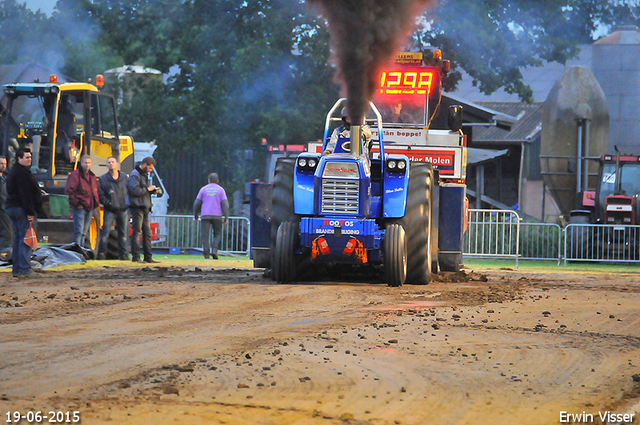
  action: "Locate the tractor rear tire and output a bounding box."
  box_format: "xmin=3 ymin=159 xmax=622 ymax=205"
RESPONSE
xmin=384 ymin=224 xmax=407 ymax=287
xmin=271 ymin=157 xmax=299 ymax=278
xmin=400 ymin=162 xmax=433 ymax=284
xmin=106 ymin=229 xmax=119 ymax=259
xmin=274 ymin=222 xmax=299 ymax=283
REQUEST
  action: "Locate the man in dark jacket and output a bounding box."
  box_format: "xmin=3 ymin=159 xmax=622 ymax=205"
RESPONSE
xmin=64 ymin=154 xmax=99 ymax=248
xmin=6 ymin=148 xmax=45 ymax=278
xmin=0 ymin=156 xmax=13 ymax=253
xmin=128 ymin=156 xmax=159 ymax=263
xmin=97 ymin=156 xmax=129 ymax=260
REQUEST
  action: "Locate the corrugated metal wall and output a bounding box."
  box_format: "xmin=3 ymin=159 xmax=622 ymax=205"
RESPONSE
xmin=593 ymin=26 xmax=640 ymax=154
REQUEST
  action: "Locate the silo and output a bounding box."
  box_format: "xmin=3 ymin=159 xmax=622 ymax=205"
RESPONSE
xmin=592 ymin=26 xmax=640 ymax=154
xmin=104 ymin=65 xmax=163 ymax=104
xmin=540 ymin=66 xmax=609 ymax=216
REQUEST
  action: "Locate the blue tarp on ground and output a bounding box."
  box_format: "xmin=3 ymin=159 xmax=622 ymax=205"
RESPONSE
xmin=0 ymin=243 xmax=91 ymax=270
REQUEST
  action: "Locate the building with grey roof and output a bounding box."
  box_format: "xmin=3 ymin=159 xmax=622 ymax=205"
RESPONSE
xmin=446 ymin=26 xmax=640 ymax=222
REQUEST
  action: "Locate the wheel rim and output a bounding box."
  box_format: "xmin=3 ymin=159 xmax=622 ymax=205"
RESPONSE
xmin=90 ymin=216 xmax=99 ymax=250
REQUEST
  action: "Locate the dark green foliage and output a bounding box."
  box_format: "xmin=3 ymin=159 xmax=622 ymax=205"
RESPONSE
xmin=418 ymin=0 xmax=639 ymax=102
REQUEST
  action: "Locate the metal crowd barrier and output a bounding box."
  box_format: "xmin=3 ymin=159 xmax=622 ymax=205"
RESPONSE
xmin=150 ymin=212 xmax=640 ymax=265
xmin=520 ymin=222 xmax=563 ymax=264
xmin=150 ymin=214 xmax=250 ymax=255
xmin=464 ymin=209 xmax=521 ymax=267
xmin=563 ymin=223 xmax=640 ymax=265
xmin=463 ymin=210 xmax=640 ymax=265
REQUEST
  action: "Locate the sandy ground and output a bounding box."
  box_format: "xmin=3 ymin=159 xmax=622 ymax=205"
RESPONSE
xmin=1 ymin=263 xmax=640 ymax=425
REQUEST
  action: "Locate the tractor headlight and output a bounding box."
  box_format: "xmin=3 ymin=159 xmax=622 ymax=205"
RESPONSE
xmin=297 ymin=157 xmax=319 ymax=172
xmin=387 ymin=159 xmax=406 ymax=173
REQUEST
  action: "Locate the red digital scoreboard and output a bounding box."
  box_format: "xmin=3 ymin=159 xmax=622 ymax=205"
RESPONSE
xmin=373 ymin=66 xmax=441 ymax=125
xmin=377 ymin=66 xmax=440 ymax=102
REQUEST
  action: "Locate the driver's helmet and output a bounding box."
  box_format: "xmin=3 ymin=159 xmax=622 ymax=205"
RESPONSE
xmin=341 ymin=107 xmax=350 ymax=124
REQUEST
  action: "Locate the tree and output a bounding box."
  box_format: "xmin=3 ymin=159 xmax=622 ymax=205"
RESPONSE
xmin=0 ymin=1 xmax=51 ymax=65
xmin=417 ymin=0 xmax=639 ymax=101
xmin=86 ymin=0 xmax=338 ymax=206
xmin=52 ymin=0 xmax=123 ymax=81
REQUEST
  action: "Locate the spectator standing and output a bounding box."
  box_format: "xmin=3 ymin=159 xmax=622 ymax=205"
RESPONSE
xmin=97 ymin=156 xmax=129 ymax=260
xmin=194 ymin=173 xmax=229 ymax=259
xmin=128 ymin=156 xmax=159 ymax=263
xmin=0 ymin=156 xmax=13 ymax=252
xmin=64 ymin=154 xmax=99 ymax=248
xmin=6 ymin=148 xmax=45 ymax=277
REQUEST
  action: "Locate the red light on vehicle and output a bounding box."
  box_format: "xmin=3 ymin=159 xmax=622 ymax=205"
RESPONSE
xmin=96 ymin=74 xmax=104 ymax=87
xmin=433 ymin=49 xmax=442 ymax=61
xmin=49 ymin=74 xmax=58 ymax=83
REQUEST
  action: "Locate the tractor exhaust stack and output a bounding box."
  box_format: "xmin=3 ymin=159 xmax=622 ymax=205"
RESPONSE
xmin=350 ymin=124 xmax=362 ymax=157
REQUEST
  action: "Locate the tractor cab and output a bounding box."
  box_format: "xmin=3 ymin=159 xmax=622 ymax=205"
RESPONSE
xmin=595 ymin=154 xmax=640 ymax=225
xmin=2 ymin=76 xmax=134 ymax=195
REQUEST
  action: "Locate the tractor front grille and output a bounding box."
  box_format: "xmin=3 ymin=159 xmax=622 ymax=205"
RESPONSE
xmin=321 ymin=179 xmax=360 ymax=214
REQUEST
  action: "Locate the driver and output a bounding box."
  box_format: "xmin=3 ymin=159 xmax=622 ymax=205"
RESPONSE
xmin=56 ymin=95 xmax=77 ymax=162
xmin=324 ymin=107 xmax=372 ymax=156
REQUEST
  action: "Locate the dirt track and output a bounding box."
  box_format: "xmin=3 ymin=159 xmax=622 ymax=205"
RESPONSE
xmin=1 ymin=264 xmax=640 ymax=425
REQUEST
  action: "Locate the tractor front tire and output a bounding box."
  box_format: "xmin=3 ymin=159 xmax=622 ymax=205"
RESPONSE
xmin=384 ymin=224 xmax=407 ymax=287
xmin=274 ymin=222 xmax=299 ymax=283
xmin=401 ymin=162 xmax=433 ymax=284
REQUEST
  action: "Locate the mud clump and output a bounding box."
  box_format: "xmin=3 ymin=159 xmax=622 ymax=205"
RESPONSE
xmin=432 ymin=271 xmax=488 ymax=283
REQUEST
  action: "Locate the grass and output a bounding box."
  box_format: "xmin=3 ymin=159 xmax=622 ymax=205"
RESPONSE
xmin=3 ymin=254 xmax=639 ymax=275
xmin=463 ymin=258 xmax=640 ymax=274
xmin=0 ymin=254 xmax=254 ymax=273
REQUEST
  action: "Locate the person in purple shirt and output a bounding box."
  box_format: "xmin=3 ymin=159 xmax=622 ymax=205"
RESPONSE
xmin=194 ymin=173 xmax=229 ymax=259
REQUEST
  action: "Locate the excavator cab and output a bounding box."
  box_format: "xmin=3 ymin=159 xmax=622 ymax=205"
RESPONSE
xmin=2 ymin=78 xmax=133 ymax=194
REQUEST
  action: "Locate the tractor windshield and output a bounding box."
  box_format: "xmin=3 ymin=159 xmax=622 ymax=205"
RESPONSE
xmin=3 ymin=92 xmax=55 ymax=174
xmin=599 ymin=162 xmax=640 ymax=203
xmin=3 ymin=90 xmax=88 ymax=176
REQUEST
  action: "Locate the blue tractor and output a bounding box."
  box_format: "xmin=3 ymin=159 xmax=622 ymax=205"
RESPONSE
xmin=270 ymin=97 xmax=465 ymax=286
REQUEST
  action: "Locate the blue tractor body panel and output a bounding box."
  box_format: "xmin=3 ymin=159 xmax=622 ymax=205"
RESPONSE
xmin=293 ymin=153 xmax=320 ymax=215
xmin=382 ymin=154 xmax=410 ymax=218
xmin=300 ymin=217 xmax=383 ymax=263
xmin=293 ymin=148 xmax=412 ymax=265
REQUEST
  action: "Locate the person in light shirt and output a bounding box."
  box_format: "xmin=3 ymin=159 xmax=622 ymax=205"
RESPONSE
xmin=324 ymin=107 xmax=372 ymax=157
xmin=194 ymin=173 xmax=229 ymax=259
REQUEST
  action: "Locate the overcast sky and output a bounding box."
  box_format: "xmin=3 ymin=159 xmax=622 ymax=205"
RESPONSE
xmin=23 ymin=0 xmax=56 ymax=15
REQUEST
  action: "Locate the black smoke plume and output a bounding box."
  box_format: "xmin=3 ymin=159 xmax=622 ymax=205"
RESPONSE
xmin=308 ymin=0 xmax=433 ymax=124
